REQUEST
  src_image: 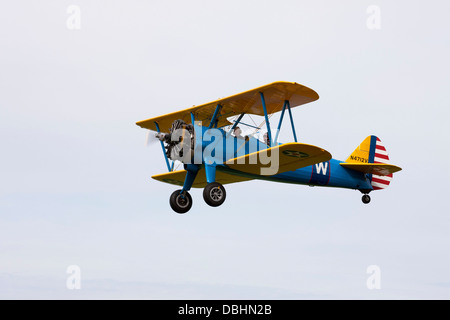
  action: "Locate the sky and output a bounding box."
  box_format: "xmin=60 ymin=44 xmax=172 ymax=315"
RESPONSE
xmin=0 ymin=0 xmax=449 ymax=299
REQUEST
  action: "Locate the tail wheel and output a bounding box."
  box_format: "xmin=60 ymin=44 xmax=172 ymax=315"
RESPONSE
xmin=362 ymin=194 xmax=371 ymax=204
xmin=203 ymin=182 xmax=226 ymax=207
xmin=170 ymin=190 xmax=192 ymax=214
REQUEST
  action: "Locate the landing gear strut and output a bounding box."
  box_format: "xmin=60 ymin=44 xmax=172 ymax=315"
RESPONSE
xmin=203 ymin=182 xmax=226 ymax=207
xmin=362 ymin=194 xmax=371 ymax=204
xmin=170 ymin=189 xmax=193 ymax=214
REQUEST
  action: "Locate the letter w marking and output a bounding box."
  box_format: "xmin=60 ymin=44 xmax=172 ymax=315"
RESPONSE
xmin=315 ymin=162 xmax=328 ymax=175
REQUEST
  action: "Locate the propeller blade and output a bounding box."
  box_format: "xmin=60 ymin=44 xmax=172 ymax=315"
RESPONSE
xmin=145 ymin=130 xmax=160 ymax=146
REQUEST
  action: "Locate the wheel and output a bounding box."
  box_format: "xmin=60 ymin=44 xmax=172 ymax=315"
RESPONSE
xmin=203 ymin=182 xmax=226 ymax=207
xmin=170 ymin=190 xmax=192 ymax=214
xmin=362 ymin=194 xmax=371 ymax=204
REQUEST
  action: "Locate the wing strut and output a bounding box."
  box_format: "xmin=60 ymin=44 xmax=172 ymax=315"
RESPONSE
xmin=154 ymin=121 xmax=172 ymax=172
xmin=286 ymin=100 xmax=298 ymax=142
xmin=273 ymin=100 xmax=298 ymax=144
xmin=259 ymin=92 xmax=272 ymax=146
xmin=227 ymin=112 xmax=246 ymax=138
xmin=274 ymin=100 xmax=288 ymax=144
xmin=208 ymin=104 xmax=222 ymax=129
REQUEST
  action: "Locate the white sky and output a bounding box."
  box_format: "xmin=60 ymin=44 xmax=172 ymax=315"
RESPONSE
xmin=0 ymin=0 xmax=449 ymax=299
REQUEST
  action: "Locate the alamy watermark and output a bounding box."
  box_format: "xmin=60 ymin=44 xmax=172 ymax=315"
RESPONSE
xmin=66 ymin=265 xmax=81 ymax=290
xmin=366 ymin=265 xmax=381 ymax=290
xmin=159 ymin=124 xmax=282 ymax=176
xmin=367 ymin=5 xmax=381 ymax=30
xmin=67 ymin=5 xmax=81 ymax=30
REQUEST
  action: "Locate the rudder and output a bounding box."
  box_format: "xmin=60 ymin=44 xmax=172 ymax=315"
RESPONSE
xmin=346 ymin=135 xmax=393 ymax=190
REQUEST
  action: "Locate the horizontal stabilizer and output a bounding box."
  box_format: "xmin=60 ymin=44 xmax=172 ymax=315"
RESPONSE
xmin=225 ymin=143 xmax=332 ymax=176
xmin=340 ymin=163 xmax=402 ymax=176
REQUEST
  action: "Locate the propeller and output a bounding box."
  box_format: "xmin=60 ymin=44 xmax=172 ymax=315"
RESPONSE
xmin=144 ymin=119 xmax=194 ymax=163
xmin=145 ymin=130 xmax=159 ymax=146
xmin=145 ymin=130 xmax=170 ymax=146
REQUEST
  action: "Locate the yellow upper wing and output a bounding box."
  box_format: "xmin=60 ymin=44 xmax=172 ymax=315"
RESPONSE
xmin=136 ymin=81 xmax=319 ymax=133
xmin=225 ymin=143 xmax=332 ymax=176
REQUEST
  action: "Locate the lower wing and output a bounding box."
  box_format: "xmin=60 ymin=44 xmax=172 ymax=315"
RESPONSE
xmin=152 ymin=167 xmax=253 ymax=188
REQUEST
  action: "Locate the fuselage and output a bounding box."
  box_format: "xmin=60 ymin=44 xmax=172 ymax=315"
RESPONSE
xmin=195 ymin=125 xmax=373 ymax=192
xmin=217 ymin=159 xmax=373 ymax=191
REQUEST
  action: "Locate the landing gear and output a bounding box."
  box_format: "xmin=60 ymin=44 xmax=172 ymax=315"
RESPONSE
xmin=203 ymin=182 xmax=226 ymax=207
xmin=170 ymin=189 xmax=193 ymax=214
xmin=362 ymin=194 xmax=371 ymax=204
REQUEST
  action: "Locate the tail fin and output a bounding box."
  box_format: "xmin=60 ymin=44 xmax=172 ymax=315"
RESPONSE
xmin=346 ymin=135 xmax=394 ymax=190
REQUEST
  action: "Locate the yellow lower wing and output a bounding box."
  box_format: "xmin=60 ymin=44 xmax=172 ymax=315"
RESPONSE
xmin=340 ymin=163 xmax=402 ymax=176
xmin=225 ymin=143 xmax=332 ymax=176
xmin=152 ymin=167 xmax=253 ymax=188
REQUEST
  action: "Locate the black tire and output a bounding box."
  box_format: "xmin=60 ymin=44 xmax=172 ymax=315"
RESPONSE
xmin=362 ymin=194 xmax=371 ymax=204
xmin=170 ymin=190 xmax=192 ymax=214
xmin=203 ymin=182 xmax=226 ymax=207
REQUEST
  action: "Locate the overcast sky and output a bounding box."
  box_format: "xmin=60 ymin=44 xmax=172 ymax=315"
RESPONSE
xmin=1 ymin=0 xmax=449 ymax=299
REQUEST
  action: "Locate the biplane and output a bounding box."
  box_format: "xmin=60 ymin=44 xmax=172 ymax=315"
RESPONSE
xmin=136 ymin=81 xmax=402 ymax=213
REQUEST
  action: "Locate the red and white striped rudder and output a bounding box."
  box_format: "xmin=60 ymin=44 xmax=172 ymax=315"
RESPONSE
xmin=371 ymin=137 xmax=393 ymax=190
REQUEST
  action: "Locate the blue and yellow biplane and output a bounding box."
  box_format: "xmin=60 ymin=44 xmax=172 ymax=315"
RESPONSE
xmin=136 ymin=81 xmax=402 ymax=213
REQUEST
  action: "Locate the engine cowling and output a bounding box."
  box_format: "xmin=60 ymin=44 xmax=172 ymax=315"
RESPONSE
xmin=156 ymin=119 xmax=195 ymax=163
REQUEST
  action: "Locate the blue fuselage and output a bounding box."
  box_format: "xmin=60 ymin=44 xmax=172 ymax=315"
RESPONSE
xmin=196 ymin=125 xmax=373 ymax=192
xmin=217 ymin=159 xmax=373 ymax=191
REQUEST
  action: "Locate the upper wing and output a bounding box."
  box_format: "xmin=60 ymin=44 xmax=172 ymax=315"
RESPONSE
xmin=152 ymin=167 xmax=253 ymax=188
xmin=340 ymin=163 xmax=402 ymax=176
xmin=225 ymin=143 xmax=332 ymax=176
xmin=136 ymin=81 xmax=319 ymax=132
